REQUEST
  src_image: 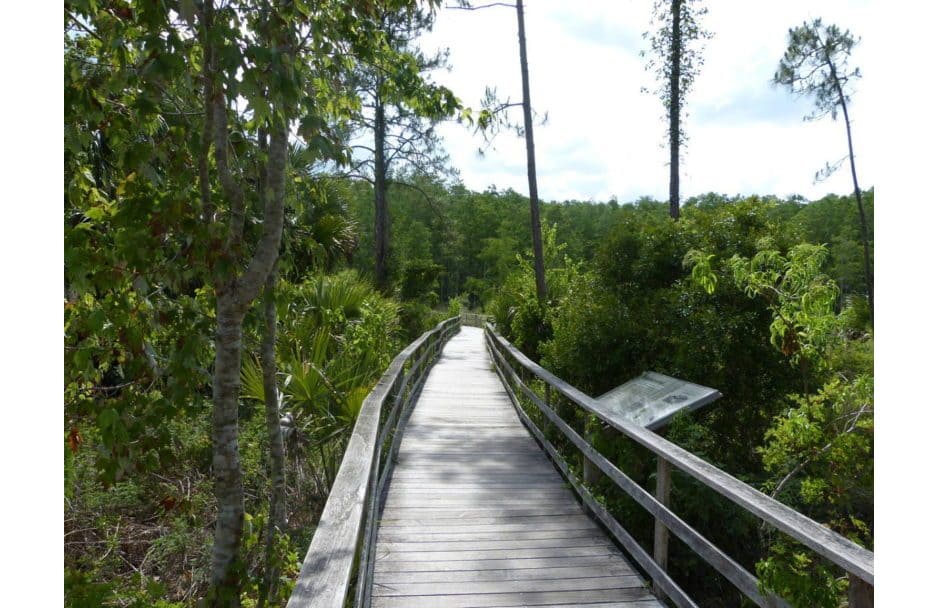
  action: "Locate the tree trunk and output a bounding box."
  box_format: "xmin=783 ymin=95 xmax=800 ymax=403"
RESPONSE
xmin=515 ymin=0 xmax=548 ymax=302
xmin=829 ymin=58 xmax=873 ymax=319
xmin=201 ymin=2 xmax=291 ymax=601
xmin=668 ymin=0 xmax=682 ymax=220
xmin=374 ymin=92 xmax=392 ymax=294
xmin=206 ymin=124 xmax=289 ymax=607
xmin=258 ymin=266 xmax=286 ymax=608
xmin=209 ymin=292 xmax=247 ymax=607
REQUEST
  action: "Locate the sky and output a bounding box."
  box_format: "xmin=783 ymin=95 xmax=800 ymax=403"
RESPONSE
xmin=418 ymin=0 xmax=875 ymax=203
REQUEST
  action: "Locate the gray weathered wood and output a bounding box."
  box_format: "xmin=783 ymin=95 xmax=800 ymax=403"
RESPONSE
xmin=489 ymin=349 xmax=695 ymax=608
xmin=653 ymin=455 xmax=672 ymax=600
xmin=372 ymin=575 xmax=645 ymax=596
xmin=373 ymin=552 xmax=636 ymax=572
xmin=371 ymin=587 xmax=655 ymax=608
xmin=287 ymin=365 xmax=388 ymax=608
xmin=373 ymin=563 xmax=635 ymax=584
xmin=370 ymin=327 xmax=664 ymax=607
xmin=848 ymin=575 xmax=874 ymax=608
xmin=486 ymin=323 xmax=874 ymax=588
xmin=287 ymin=317 xmax=458 ymax=608
xmin=358 ymin=324 xmax=461 ymax=606
xmin=459 ymin=311 xmax=490 ymax=327
xmin=379 ymin=536 xmax=610 ymax=551
xmin=375 ymin=545 xmax=621 ymax=562
xmin=488 ymin=339 xmax=787 ymax=607
xmin=378 ymin=507 xmax=583 ymax=522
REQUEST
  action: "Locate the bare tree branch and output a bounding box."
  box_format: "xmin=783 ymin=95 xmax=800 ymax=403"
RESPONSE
xmin=446 ymin=2 xmax=516 ymax=9
xmin=388 ymin=179 xmax=445 ymax=220
xmin=769 ymin=404 xmax=870 ymax=500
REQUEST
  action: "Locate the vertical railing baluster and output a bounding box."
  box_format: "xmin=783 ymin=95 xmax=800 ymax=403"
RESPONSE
xmin=848 ymin=574 xmax=873 ymax=608
xmin=652 ymin=454 xmax=672 ymax=599
xmin=582 ymin=443 xmax=602 ymax=486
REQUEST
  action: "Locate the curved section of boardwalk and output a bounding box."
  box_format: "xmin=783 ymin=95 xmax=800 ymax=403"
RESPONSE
xmin=372 ymin=326 xmax=664 ymax=607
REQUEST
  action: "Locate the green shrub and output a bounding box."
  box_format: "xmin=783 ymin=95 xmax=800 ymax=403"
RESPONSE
xmin=447 ymin=296 xmax=461 ymax=318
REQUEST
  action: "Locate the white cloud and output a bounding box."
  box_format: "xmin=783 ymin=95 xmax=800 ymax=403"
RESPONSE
xmin=420 ymin=0 xmax=875 ymax=202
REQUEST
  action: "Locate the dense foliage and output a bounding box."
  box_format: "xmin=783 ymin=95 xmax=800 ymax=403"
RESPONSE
xmin=64 ymin=0 xmax=455 ymax=604
xmin=489 ymin=194 xmax=873 ymax=607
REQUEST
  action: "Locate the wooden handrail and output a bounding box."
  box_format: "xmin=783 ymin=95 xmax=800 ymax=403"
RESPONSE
xmin=287 ymin=317 xmax=460 ymax=608
xmin=484 ymin=323 xmax=874 ymax=606
xmin=458 ymin=311 xmax=491 ymax=328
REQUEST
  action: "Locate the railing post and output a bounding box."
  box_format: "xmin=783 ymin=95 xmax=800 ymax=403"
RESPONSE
xmin=582 ymin=422 xmax=611 ymax=486
xmin=582 ymin=454 xmax=602 ymax=485
xmin=652 ymin=454 xmax=672 ymax=599
xmin=848 ymin=574 xmax=873 ymax=608
xmin=582 ymin=420 xmax=602 ymax=486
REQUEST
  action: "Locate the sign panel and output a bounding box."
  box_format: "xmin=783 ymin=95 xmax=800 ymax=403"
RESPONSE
xmin=594 ymin=371 xmax=721 ymax=430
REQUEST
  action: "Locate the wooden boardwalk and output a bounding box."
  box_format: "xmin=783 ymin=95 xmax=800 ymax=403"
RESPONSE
xmin=372 ymin=327 xmax=664 ymax=608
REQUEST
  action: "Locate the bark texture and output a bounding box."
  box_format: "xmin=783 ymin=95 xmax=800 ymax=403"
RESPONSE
xmin=209 ymin=296 xmax=247 ymax=606
xmin=515 ymin=0 xmax=548 ymax=302
xmin=201 ymin=18 xmax=290 ymax=595
xmin=668 ymin=0 xmax=682 ymax=219
xmin=258 ymin=267 xmax=287 ymax=608
xmin=374 ymin=93 xmax=392 ymax=293
xmin=827 ymin=56 xmax=873 ymax=318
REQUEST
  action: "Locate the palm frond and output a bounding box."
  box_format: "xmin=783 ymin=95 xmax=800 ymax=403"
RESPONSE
xmin=240 ymin=355 xmax=266 ymax=403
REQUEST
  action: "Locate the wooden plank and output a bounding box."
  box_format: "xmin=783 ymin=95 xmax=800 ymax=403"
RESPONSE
xmin=380 ymin=501 xmax=580 ymax=511
xmin=375 ymin=521 xmax=602 ymax=534
xmin=394 ymin=451 xmax=548 ymax=459
xmin=378 ymin=529 xmax=604 ymax=543
xmin=385 ymin=482 xmax=565 ymax=490
xmin=374 ymin=564 xmax=635 ymax=584
xmin=371 ymin=587 xmax=655 ymax=608
xmin=375 ymin=546 xmax=620 ymax=562
xmin=364 ymin=327 xmax=660 ymax=607
xmin=378 ymin=507 xmax=583 ymax=521
xmin=379 ymin=517 xmax=586 ymax=528
xmin=389 ymin=472 xmax=561 ymax=480
xmin=379 ymin=517 xmax=598 ymax=539
xmin=377 ymin=536 xmax=610 ymax=552
xmin=383 ymin=488 xmax=572 ymax=499
xmin=555 ymin=603 xmax=665 ymax=608
xmin=388 ymin=480 xmax=567 ymax=488
xmin=373 ymin=553 xmax=632 ymax=573
xmin=373 ymin=575 xmax=644 ymax=596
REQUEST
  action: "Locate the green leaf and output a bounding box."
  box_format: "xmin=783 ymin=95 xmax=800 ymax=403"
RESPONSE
xmin=98 ymin=408 xmax=120 ymax=430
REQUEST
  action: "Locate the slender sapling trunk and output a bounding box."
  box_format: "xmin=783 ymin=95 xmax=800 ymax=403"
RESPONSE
xmin=515 ymin=0 xmax=548 ymax=302
xmin=374 ymin=90 xmax=392 ymax=294
xmin=668 ymin=0 xmax=682 ymax=219
xmin=258 ymin=266 xmax=287 ymax=608
xmin=827 ymin=56 xmax=873 ymax=319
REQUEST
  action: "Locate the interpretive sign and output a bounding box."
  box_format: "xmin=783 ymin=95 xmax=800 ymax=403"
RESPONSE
xmin=594 ymin=371 xmax=721 ymax=430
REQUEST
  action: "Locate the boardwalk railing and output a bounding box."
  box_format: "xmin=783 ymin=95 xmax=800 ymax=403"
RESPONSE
xmin=288 ymin=316 xmax=460 ymax=608
xmin=459 ymin=311 xmax=491 ymax=328
xmin=484 ymin=323 xmax=874 ymax=608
